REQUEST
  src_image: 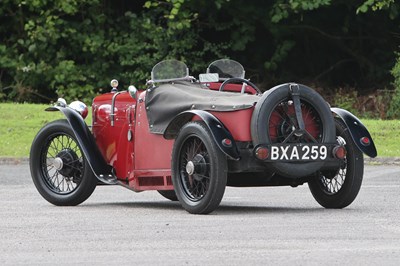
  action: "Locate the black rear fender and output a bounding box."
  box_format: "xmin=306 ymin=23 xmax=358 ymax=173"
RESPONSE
xmin=331 ymin=107 xmax=377 ymax=158
xmin=164 ymin=110 xmax=240 ymax=160
xmin=46 ymin=106 xmax=117 ymax=184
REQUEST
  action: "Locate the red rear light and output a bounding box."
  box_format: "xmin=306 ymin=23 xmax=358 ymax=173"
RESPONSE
xmin=222 ymin=138 xmax=232 ymax=147
xmin=360 ymin=137 xmax=370 ymax=146
xmin=255 ymin=147 xmax=269 ymax=160
xmin=333 ymin=146 xmax=346 ymax=159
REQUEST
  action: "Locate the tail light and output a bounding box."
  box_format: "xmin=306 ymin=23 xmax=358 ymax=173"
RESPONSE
xmin=222 ymin=138 xmax=232 ymax=147
xmin=360 ymin=137 xmax=370 ymax=146
xmin=255 ymin=146 xmax=269 ymax=160
xmin=332 ymin=146 xmax=346 ymax=159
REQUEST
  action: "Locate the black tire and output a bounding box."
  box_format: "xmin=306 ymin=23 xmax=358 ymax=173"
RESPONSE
xmin=30 ymin=119 xmax=97 ymax=206
xmin=308 ymin=119 xmax=364 ymax=208
xmin=157 ymin=190 xmax=178 ymax=201
xmin=171 ymin=122 xmax=227 ymax=214
xmin=251 ymin=83 xmax=335 ymax=177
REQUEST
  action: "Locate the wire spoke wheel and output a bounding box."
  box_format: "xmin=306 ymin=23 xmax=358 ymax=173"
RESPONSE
xmin=172 ymin=122 xmax=227 ymax=214
xmin=179 ymin=137 xmax=211 ymax=201
xmin=308 ymin=119 xmax=364 ymax=208
xmin=30 ymin=119 xmax=97 ymax=206
xmin=319 ymin=168 xmax=346 ymax=194
xmin=268 ymin=100 xmax=323 ymax=144
xmin=42 ymin=134 xmax=84 ymax=194
xmin=251 ymin=84 xmax=336 ymax=178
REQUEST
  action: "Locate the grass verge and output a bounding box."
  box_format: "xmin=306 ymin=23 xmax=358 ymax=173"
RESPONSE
xmin=0 ymin=103 xmax=398 ymax=158
xmin=362 ymin=119 xmax=400 ymax=157
xmin=0 ymin=103 xmax=63 ymax=157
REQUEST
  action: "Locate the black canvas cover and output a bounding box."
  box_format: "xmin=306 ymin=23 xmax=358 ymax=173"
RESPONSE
xmin=145 ymin=81 xmax=260 ymax=134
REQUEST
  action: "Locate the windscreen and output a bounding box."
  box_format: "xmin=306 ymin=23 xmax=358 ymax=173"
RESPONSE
xmin=207 ymin=59 xmax=245 ymax=80
xmin=151 ymin=59 xmax=189 ymax=82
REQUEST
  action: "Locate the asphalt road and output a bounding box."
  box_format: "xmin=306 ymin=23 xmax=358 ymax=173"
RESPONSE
xmin=1 ymin=163 xmax=400 ymax=265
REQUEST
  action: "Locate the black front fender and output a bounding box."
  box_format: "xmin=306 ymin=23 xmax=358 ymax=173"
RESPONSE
xmin=46 ymin=106 xmax=117 ymax=184
xmin=164 ymin=110 xmax=240 ymax=160
xmin=331 ymin=107 xmax=377 ymax=158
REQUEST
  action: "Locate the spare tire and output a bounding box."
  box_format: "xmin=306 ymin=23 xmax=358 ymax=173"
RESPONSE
xmin=251 ymin=83 xmax=335 ymax=178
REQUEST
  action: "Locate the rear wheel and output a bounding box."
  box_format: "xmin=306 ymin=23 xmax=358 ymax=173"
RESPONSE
xmin=308 ymin=119 xmax=364 ymax=208
xmin=157 ymin=190 xmax=178 ymax=201
xmin=30 ymin=119 xmax=97 ymax=206
xmin=171 ymin=122 xmax=227 ymax=214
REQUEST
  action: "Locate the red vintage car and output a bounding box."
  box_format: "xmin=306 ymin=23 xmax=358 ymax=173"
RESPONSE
xmin=30 ymin=59 xmax=377 ymax=214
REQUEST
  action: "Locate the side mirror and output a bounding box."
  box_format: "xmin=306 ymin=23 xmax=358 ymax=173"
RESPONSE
xmin=128 ymin=85 xmax=138 ymax=99
xmin=199 ymin=73 xmax=219 ymax=83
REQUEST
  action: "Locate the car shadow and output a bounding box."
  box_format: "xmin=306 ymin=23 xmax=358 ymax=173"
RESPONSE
xmin=80 ymin=200 xmax=358 ymax=215
xmin=215 ymin=204 xmax=352 ymax=215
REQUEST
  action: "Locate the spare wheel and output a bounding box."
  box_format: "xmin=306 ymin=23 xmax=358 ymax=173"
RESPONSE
xmin=251 ymin=83 xmax=335 ymax=177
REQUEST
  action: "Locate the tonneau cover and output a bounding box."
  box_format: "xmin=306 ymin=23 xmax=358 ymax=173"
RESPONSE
xmin=145 ymin=81 xmax=260 ymax=134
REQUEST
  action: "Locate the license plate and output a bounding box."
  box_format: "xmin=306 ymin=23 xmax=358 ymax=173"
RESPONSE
xmin=268 ymin=144 xmax=329 ymax=162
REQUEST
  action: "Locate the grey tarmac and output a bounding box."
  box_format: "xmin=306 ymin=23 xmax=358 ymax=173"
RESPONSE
xmin=1 ymin=163 xmax=400 ymax=265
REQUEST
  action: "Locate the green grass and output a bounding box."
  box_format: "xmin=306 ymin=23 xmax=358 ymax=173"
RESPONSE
xmin=362 ymin=119 xmax=400 ymax=157
xmin=0 ymin=103 xmax=63 ymax=157
xmin=0 ymin=103 xmax=398 ymax=158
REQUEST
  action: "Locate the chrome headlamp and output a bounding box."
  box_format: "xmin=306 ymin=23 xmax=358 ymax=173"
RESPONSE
xmin=69 ymin=101 xmax=89 ymax=119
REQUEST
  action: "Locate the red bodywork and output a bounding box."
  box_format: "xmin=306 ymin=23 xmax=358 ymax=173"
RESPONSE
xmin=91 ymin=84 xmax=253 ymax=191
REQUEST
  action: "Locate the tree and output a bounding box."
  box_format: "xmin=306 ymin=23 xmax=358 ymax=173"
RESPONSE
xmin=0 ymin=0 xmax=399 ymax=104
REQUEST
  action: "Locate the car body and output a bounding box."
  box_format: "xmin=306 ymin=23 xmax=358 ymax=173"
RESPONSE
xmin=30 ymin=59 xmax=377 ymax=214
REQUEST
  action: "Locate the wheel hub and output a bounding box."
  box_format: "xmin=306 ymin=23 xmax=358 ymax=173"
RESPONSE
xmin=185 ymin=154 xmax=208 ymax=181
xmin=294 ymin=129 xmax=304 ymax=137
xmin=186 ymin=161 xmax=195 ymax=175
xmin=55 ymin=149 xmax=79 ymax=177
xmin=273 ymin=103 xmax=321 ymax=143
xmin=52 ymin=157 xmax=64 ymax=171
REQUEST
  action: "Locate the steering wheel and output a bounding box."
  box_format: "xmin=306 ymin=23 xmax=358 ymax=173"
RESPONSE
xmin=218 ymin=77 xmax=261 ymax=94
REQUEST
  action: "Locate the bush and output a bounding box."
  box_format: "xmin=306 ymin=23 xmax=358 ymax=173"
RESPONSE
xmin=332 ymin=88 xmax=360 ymax=117
xmin=387 ymin=56 xmax=400 ymax=119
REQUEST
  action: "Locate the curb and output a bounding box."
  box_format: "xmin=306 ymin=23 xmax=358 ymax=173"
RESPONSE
xmin=0 ymin=158 xmax=29 ymax=165
xmin=1 ymin=157 xmax=400 ymax=166
xmin=364 ymin=157 xmax=400 ymax=166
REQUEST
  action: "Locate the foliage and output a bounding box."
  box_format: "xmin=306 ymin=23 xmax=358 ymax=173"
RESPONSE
xmin=357 ymin=0 xmax=399 ymax=19
xmin=270 ymin=0 xmax=332 ymax=23
xmin=0 ymin=0 xmax=399 ymax=105
xmin=332 ymin=89 xmax=360 ymax=117
xmin=361 ymin=0 xmax=400 ymax=119
xmin=387 ymin=56 xmax=400 ymax=119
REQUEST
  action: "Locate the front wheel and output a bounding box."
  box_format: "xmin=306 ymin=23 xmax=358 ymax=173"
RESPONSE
xmin=30 ymin=119 xmax=97 ymax=206
xmin=171 ymin=122 xmax=227 ymax=214
xmin=308 ymin=119 xmax=364 ymax=208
